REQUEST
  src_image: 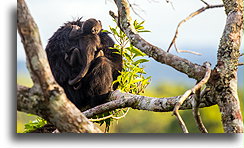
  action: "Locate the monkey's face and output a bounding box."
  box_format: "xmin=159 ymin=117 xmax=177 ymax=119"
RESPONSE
xmin=82 ymin=18 xmax=102 ymax=35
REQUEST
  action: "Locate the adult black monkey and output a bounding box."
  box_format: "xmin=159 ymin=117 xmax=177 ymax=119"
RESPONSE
xmin=45 ymin=18 xmax=122 ymax=109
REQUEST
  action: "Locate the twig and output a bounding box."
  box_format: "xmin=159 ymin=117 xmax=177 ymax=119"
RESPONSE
xmin=112 ymin=108 xmax=130 ymax=120
xmin=89 ymin=108 xmax=130 ymax=122
xmin=200 ymin=0 xmax=209 ymax=6
xmin=238 ymin=63 xmax=243 ymax=66
xmin=109 ymin=10 xmax=119 ymax=23
xmin=192 ymin=87 xmax=208 ymax=133
xmin=240 ymin=53 xmax=244 ymax=57
xmin=174 ymin=43 xmax=202 ymax=55
xmin=127 ymin=0 xmax=145 ymax=20
xmin=167 ymin=4 xmax=224 ymax=53
xmin=172 ymin=62 xmax=211 ymax=133
xmin=174 ymin=109 xmax=189 ymax=133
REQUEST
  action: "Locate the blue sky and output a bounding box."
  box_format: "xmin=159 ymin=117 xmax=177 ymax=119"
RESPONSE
xmin=17 ymin=0 xmax=227 ymax=60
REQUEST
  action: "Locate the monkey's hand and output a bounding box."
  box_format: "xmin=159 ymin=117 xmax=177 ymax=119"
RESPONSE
xmin=69 ymin=25 xmax=82 ymax=39
xmin=95 ymin=49 xmax=104 ymax=59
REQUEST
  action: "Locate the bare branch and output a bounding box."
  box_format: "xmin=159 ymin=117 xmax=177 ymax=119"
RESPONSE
xmin=174 ymin=43 xmax=202 ymax=55
xmin=173 ymin=62 xmax=211 ymax=113
xmin=89 ymin=108 xmax=130 ymax=121
xmin=112 ymin=0 xmax=207 ymax=81
xmin=192 ymin=88 xmax=208 ymax=133
xmin=200 ymin=0 xmax=210 ymax=6
xmin=238 ymin=63 xmax=243 ymax=66
xmin=172 ymin=62 xmax=211 ymax=133
xmin=127 ymin=0 xmax=145 ymax=20
xmin=167 ymin=4 xmax=224 ymax=53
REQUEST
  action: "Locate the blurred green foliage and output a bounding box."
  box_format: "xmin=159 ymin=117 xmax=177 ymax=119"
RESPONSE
xmin=24 ymin=116 xmax=47 ymax=133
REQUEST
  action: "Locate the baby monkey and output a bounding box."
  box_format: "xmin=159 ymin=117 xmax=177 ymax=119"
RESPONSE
xmin=65 ymin=18 xmax=103 ymax=66
xmin=65 ymin=18 xmax=104 ymax=87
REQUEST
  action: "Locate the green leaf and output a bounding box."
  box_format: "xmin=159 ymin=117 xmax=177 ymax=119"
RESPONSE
xmin=101 ymin=29 xmax=109 ymax=33
xmin=138 ymin=30 xmax=151 ymax=33
xmin=131 ymin=78 xmax=144 ymax=84
xmin=130 ymin=46 xmax=146 ymax=57
xmin=133 ymin=59 xmax=149 ymax=65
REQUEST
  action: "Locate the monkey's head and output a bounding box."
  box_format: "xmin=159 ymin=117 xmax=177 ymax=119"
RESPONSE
xmin=82 ymin=18 xmax=102 ymax=35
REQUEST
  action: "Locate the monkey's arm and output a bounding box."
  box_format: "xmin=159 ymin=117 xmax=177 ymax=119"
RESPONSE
xmin=68 ymin=45 xmax=96 ymax=86
xmin=69 ymin=25 xmax=82 ymax=39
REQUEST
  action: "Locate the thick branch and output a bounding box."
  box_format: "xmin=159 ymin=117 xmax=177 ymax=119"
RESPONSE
xmin=213 ymin=0 xmax=243 ymax=133
xmin=83 ymin=90 xmax=216 ymax=118
xmin=17 ymin=0 xmax=101 ymax=133
xmin=17 ymin=85 xmax=40 ymax=114
xmin=17 ymin=84 xmax=101 ymax=133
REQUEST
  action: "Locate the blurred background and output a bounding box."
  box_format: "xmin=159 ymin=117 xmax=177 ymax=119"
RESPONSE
xmin=17 ymin=0 xmax=243 ymax=133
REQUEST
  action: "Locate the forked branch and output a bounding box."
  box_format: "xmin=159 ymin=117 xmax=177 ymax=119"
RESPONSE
xmin=172 ymin=62 xmax=211 ymax=133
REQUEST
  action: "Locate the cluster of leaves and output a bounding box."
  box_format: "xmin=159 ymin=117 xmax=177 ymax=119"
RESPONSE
xmin=91 ymin=20 xmax=151 ymax=132
xmin=110 ymin=20 xmax=151 ymax=94
xmin=24 ymin=115 xmax=47 ymax=133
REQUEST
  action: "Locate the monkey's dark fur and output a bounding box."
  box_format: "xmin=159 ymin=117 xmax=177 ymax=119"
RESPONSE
xmin=45 ymin=18 xmax=122 ymax=108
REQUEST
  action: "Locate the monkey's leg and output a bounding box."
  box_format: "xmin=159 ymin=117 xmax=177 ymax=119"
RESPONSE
xmin=74 ymin=50 xmax=104 ymax=90
xmin=82 ymin=56 xmax=113 ymax=107
xmin=65 ymin=47 xmax=82 ymax=66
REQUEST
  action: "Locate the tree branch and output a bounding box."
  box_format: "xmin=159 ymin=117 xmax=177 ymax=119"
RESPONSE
xmin=112 ymin=0 xmax=207 ymax=81
xmin=83 ymin=90 xmax=216 ymax=118
xmin=172 ymin=62 xmax=211 ymax=133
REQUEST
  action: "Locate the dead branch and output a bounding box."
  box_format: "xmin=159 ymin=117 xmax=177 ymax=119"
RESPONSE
xmin=192 ymin=87 xmax=208 ymax=133
xmin=172 ymin=62 xmax=211 ymax=133
xmin=167 ymin=3 xmax=224 ymax=53
xmin=127 ymin=0 xmax=145 ymax=20
xmin=238 ymin=63 xmax=243 ymax=66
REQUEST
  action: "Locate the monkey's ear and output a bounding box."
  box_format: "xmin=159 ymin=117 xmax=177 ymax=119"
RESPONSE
xmin=91 ymin=27 xmax=97 ymax=34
